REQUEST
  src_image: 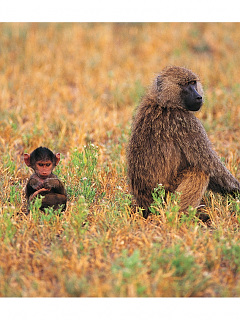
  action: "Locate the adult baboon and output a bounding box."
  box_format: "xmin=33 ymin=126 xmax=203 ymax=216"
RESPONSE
xmin=127 ymin=66 xmax=240 ymax=218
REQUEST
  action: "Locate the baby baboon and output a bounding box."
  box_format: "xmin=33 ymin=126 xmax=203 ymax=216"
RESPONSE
xmin=127 ymin=66 xmax=240 ymax=218
xmin=24 ymin=147 xmax=67 ymax=212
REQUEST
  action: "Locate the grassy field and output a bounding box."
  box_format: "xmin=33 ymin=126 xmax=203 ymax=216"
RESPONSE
xmin=0 ymin=22 xmax=240 ymax=297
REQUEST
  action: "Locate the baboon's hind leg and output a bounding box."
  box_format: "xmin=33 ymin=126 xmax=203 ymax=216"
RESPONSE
xmin=41 ymin=194 xmax=67 ymax=211
xmin=175 ymin=169 xmax=210 ymax=212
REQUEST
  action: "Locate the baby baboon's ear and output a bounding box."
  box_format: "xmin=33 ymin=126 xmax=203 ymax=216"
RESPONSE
xmin=24 ymin=153 xmax=31 ymax=167
xmin=55 ymin=153 xmax=61 ymax=166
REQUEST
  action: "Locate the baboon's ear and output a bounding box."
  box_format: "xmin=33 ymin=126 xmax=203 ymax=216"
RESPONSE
xmin=55 ymin=153 xmax=60 ymax=166
xmin=156 ymin=75 xmax=163 ymax=90
xmin=24 ymin=153 xmax=31 ymax=167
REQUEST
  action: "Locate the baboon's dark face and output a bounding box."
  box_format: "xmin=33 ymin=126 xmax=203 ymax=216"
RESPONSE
xmin=180 ymin=81 xmax=203 ymax=111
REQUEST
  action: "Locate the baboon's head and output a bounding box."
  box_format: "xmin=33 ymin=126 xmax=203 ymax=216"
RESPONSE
xmin=154 ymin=66 xmax=204 ymax=111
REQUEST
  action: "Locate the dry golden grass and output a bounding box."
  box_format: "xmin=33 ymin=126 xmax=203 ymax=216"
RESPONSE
xmin=0 ymin=22 xmax=240 ymax=297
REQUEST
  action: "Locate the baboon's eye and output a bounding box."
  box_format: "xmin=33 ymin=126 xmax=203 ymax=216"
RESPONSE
xmin=189 ymin=80 xmax=196 ymax=85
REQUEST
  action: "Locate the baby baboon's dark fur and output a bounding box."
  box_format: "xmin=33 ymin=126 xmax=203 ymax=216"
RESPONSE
xmin=127 ymin=66 xmax=240 ymax=218
xmin=24 ymin=147 xmax=67 ymax=212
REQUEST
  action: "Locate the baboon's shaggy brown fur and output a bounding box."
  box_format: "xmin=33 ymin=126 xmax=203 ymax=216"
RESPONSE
xmin=127 ymin=66 xmax=240 ymax=218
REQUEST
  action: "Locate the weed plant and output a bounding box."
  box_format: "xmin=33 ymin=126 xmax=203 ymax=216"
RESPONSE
xmin=0 ymin=23 xmax=240 ymax=297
